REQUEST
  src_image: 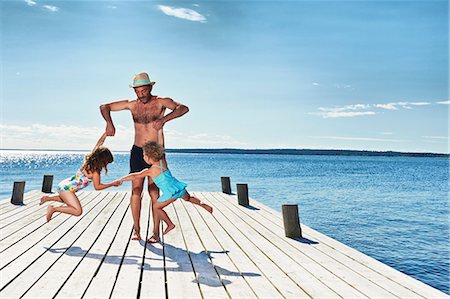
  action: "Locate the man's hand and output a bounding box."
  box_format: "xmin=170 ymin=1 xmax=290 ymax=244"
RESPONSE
xmin=106 ymin=123 xmax=116 ymax=136
xmin=152 ymin=118 xmax=165 ymax=130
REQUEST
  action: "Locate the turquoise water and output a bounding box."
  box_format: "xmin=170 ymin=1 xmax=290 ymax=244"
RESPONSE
xmin=1 ymin=150 xmax=449 ymax=294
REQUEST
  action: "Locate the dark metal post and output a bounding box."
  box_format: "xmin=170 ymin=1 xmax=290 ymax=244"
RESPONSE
xmin=42 ymin=175 xmax=53 ymax=193
xmin=221 ymin=177 xmax=232 ymax=194
xmin=237 ymin=184 xmax=249 ymax=206
xmin=11 ymin=181 xmax=26 ymax=205
xmin=282 ymin=204 xmax=302 ymax=238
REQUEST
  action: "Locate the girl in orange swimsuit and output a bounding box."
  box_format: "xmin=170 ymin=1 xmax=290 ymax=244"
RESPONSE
xmin=40 ymin=132 xmax=121 ymax=222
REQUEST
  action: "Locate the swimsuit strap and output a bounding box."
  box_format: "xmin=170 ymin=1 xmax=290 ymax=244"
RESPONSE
xmin=155 ymin=160 xmax=166 ymax=174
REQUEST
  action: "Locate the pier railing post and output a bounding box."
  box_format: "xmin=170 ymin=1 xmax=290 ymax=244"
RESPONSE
xmin=11 ymin=181 xmax=26 ymax=205
xmin=221 ymin=177 xmax=232 ymax=194
xmin=237 ymin=184 xmax=249 ymax=206
xmin=282 ymin=204 xmax=302 ymax=238
xmin=42 ymin=174 xmax=53 ymax=193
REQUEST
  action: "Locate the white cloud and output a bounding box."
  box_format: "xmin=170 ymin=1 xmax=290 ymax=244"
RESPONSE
xmin=312 ymin=100 xmax=438 ymax=118
xmin=107 ymin=5 xmax=117 ymax=9
xmin=436 ymin=100 xmax=450 ymax=105
xmin=374 ymin=103 xmax=398 ymax=110
xmin=157 ymin=5 xmax=206 ymax=23
xmin=43 ymin=5 xmax=58 ymax=12
xmin=312 ymin=82 xmax=320 ymax=86
xmin=422 ymin=136 xmax=449 ymax=140
xmin=312 ymin=111 xmax=376 ymax=118
xmin=25 ymin=0 xmax=36 ymax=6
xmin=333 ymin=84 xmax=352 ymax=89
xmin=0 ymin=123 xmax=245 ymax=150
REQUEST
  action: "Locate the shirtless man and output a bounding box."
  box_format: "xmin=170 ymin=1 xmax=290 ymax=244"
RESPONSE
xmin=100 ymin=72 xmax=189 ymax=242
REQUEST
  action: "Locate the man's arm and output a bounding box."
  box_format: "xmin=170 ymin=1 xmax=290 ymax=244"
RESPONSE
xmin=152 ymin=98 xmax=189 ymax=130
xmin=99 ymin=100 xmax=132 ymax=136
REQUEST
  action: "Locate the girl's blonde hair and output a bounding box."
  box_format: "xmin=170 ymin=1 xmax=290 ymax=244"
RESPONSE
xmin=143 ymin=141 xmax=165 ymax=161
xmin=81 ymin=146 xmax=114 ymax=174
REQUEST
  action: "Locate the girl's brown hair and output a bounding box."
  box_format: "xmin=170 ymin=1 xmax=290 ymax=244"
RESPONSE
xmin=81 ymin=146 xmax=114 ymax=174
xmin=143 ymin=141 xmax=165 ymax=161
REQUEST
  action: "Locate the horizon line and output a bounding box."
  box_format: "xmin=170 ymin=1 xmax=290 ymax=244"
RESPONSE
xmin=1 ymin=147 xmax=448 ymax=156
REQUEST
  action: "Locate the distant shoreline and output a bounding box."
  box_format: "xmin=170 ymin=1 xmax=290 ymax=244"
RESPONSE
xmin=1 ymin=148 xmax=449 ymax=158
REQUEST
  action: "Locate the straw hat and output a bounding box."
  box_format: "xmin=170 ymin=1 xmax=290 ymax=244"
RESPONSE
xmin=129 ymin=72 xmax=156 ymax=88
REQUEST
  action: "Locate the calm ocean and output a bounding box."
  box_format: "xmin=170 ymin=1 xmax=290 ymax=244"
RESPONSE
xmin=1 ymin=150 xmax=449 ymax=294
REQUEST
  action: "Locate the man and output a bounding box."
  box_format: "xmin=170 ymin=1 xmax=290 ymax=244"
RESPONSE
xmin=100 ymin=72 xmax=189 ymax=242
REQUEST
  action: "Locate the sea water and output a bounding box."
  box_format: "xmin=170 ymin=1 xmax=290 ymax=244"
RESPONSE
xmin=0 ymin=150 xmax=448 ymax=293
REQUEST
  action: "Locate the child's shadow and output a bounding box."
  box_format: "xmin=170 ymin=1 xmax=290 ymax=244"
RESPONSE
xmin=144 ymin=242 xmax=261 ymax=287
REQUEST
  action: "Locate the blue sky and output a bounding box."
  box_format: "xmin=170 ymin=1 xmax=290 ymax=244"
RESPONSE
xmin=1 ymin=0 xmax=448 ymax=153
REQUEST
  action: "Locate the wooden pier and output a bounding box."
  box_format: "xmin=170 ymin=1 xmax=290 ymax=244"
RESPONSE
xmin=0 ymin=190 xmax=447 ymax=298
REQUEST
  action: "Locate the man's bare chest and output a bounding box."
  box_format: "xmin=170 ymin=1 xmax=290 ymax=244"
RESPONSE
xmin=131 ymin=103 xmax=164 ymax=124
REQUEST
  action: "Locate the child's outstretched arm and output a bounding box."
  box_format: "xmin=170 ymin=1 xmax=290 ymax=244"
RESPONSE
xmin=90 ymin=171 xmax=121 ymax=190
xmin=118 ymin=168 xmax=154 ymax=182
xmin=92 ymin=132 xmax=108 ymax=152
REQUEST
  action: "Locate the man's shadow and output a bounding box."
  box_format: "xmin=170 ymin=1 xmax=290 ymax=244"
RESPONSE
xmin=45 ymin=246 xmax=151 ymax=267
xmin=144 ymin=241 xmax=261 ymax=287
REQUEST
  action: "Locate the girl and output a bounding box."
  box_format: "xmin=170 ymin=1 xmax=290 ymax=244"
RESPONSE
xmin=118 ymin=140 xmax=212 ymax=243
xmin=41 ymin=132 xmax=121 ymax=222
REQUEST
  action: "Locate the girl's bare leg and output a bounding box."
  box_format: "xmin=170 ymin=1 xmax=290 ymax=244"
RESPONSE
xmin=182 ymin=192 xmax=213 ymax=213
xmin=46 ymin=191 xmax=82 ymax=222
xmin=148 ymin=198 xmax=177 ymax=242
xmin=40 ymin=193 xmax=63 ymax=205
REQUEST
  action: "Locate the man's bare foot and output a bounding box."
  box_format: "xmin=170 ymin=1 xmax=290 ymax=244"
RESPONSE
xmin=132 ymin=228 xmax=141 ymax=240
xmin=201 ymin=203 xmax=213 ymax=213
xmin=46 ymin=205 xmax=55 ymax=222
xmin=40 ymin=195 xmax=49 ymax=206
xmin=163 ymin=224 xmax=175 ymax=235
xmin=147 ymin=235 xmax=160 ymax=243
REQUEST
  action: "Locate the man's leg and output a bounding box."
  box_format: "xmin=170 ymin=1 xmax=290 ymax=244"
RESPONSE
xmin=131 ymin=178 xmax=145 ymax=240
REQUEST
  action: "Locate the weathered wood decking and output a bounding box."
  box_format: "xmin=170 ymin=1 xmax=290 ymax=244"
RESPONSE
xmin=0 ymin=190 xmax=447 ymax=298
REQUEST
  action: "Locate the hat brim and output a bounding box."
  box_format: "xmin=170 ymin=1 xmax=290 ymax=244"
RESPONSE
xmin=129 ymin=82 xmax=156 ymax=88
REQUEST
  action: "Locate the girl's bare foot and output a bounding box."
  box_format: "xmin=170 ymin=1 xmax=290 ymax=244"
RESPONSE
xmin=163 ymin=224 xmax=175 ymax=235
xmin=40 ymin=195 xmax=49 ymax=206
xmin=201 ymin=203 xmax=213 ymax=213
xmin=46 ymin=205 xmax=55 ymax=222
xmin=132 ymin=228 xmax=141 ymax=240
xmin=147 ymin=234 xmax=160 ymax=243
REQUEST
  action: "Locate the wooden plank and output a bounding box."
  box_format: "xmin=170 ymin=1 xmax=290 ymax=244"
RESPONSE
xmin=0 ymin=191 xmax=91 ymax=246
xmin=181 ymin=194 xmax=258 ymax=298
xmin=0 ymin=193 xmax=99 ymax=270
xmin=110 ymin=195 xmax=152 ymax=298
xmin=210 ymin=193 xmax=396 ymax=298
xmin=0 ymin=190 xmax=44 ymax=218
xmin=190 ymin=192 xmax=284 ymax=299
xmin=203 ymin=192 xmax=349 ymax=298
xmin=215 ymin=193 xmax=424 ymax=298
xmin=81 ymin=194 xmax=136 ymax=299
xmin=157 ymin=202 xmax=202 ymax=299
xmin=0 ymin=192 xmax=94 ymax=252
xmin=197 ymin=193 xmax=311 ymax=298
xmin=22 ymin=192 xmax=128 ymax=298
xmin=0 ymin=190 xmax=40 ymax=210
xmin=173 ymin=198 xmax=231 ymax=299
xmin=138 ymin=199 xmax=166 ymax=299
xmin=0 ymin=191 xmax=85 ymax=225
xmin=218 ymin=192 xmax=448 ymax=299
xmin=0 ymin=192 xmax=115 ymax=297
